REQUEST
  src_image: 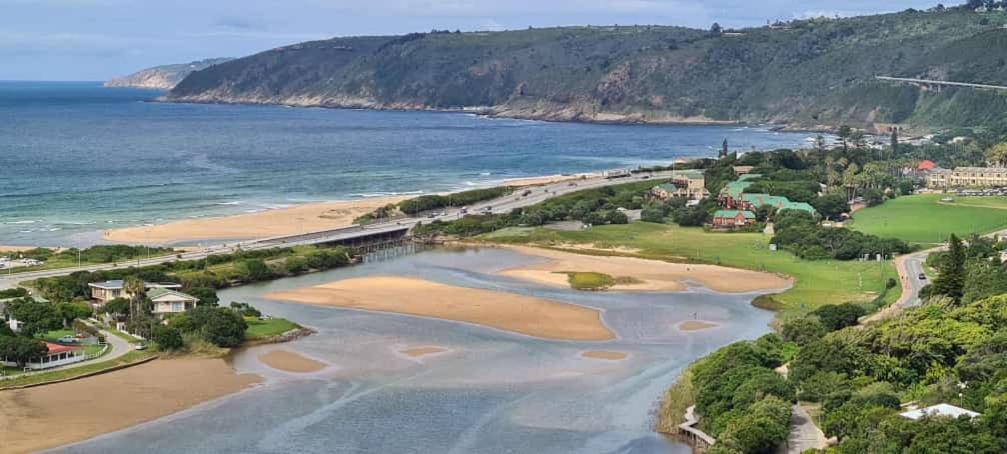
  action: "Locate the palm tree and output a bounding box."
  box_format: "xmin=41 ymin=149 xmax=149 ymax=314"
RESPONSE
xmin=123 ymin=276 xmax=145 ymax=323
xmin=986 ymin=143 xmax=1007 ymax=168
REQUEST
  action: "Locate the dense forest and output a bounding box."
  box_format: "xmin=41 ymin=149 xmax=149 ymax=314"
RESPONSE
xmin=170 ymin=6 xmax=1007 ymax=132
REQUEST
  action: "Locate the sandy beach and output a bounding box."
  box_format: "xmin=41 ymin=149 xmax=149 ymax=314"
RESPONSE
xmin=258 ymin=350 xmax=327 ymax=373
xmin=581 ymin=351 xmax=628 ymax=361
xmin=104 ymin=196 xmax=409 ymax=245
xmin=0 ymin=358 xmax=261 ymax=454
xmin=266 ymin=276 xmax=614 ymax=341
xmin=0 ymin=245 xmax=51 ymax=253
xmin=678 ymin=320 xmax=720 ymax=331
xmin=497 ymin=245 xmax=791 ymax=294
xmin=400 ymin=346 xmax=450 ymax=358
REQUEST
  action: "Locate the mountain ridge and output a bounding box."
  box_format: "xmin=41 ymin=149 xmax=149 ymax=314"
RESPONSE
xmin=167 ymin=9 xmax=1007 ymax=132
xmin=106 ymin=58 xmax=233 ymax=90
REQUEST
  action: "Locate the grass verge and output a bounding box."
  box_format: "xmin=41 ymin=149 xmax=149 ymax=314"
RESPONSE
xmin=0 ymin=350 xmax=156 ymax=390
xmin=245 ymin=317 xmax=301 ymax=340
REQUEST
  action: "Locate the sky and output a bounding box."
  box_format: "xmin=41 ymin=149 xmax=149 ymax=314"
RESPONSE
xmin=1 ymin=0 xmax=945 ymax=81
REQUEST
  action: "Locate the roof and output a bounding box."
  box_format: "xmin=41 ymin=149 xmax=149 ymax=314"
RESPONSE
xmin=721 ymin=180 xmax=754 ymax=199
xmin=742 ymin=194 xmax=817 ymax=215
xmin=146 ymin=287 xmax=198 ymax=302
xmin=900 ymin=404 xmax=981 ymax=421
xmin=714 ymin=210 xmax=756 ymax=219
xmin=44 ymin=342 xmax=81 ymax=356
xmin=88 ymin=280 xmax=124 ymax=290
xmin=917 ymin=160 xmax=937 ymax=171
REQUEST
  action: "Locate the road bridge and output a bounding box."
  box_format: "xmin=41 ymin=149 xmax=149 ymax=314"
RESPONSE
xmin=876 ymin=75 xmax=1007 ymax=92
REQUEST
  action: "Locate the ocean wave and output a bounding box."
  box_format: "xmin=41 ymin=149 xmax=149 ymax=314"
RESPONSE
xmin=215 ymin=201 xmax=242 ymax=206
xmin=5 ymin=220 xmax=38 ymax=225
xmin=350 ymin=191 xmax=424 ymax=198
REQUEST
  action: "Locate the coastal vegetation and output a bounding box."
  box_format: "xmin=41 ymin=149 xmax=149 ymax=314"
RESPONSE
xmin=357 ymin=186 xmax=513 ymax=222
xmin=169 ymin=8 xmax=1007 ymax=132
xmin=7 ymin=245 xmax=175 ymax=274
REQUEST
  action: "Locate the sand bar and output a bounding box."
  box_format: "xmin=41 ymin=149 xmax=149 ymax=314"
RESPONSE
xmin=401 ymin=346 xmax=449 ymax=358
xmin=581 ymin=351 xmax=628 ymax=360
xmin=678 ymin=320 xmax=720 ymax=331
xmin=266 ymin=276 xmax=614 ymax=341
xmin=498 ymin=245 xmax=791 ymax=294
xmin=104 ymin=196 xmax=408 ymax=245
xmin=0 ymin=358 xmax=261 ymax=454
xmin=258 ymin=350 xmax=327 ymax=373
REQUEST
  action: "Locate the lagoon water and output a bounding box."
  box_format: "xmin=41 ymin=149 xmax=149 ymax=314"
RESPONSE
xmin=52 ymin=247 xmax=775 ymax=453
xmin=1 ymin=82 xmax=818 ymax=247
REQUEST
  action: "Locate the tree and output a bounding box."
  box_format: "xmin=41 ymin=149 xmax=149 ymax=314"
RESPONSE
xmin=102 ymin=298 xmax=130 ymax=316
xmin=54 ymin=302 xmax=92 ymax=327
xmin=720 ymin=138 xmax=729 ymax=158
xmin=151 ymin=325 xmax=184 ymax=351
xmin=710 ymin=22 xmax=723 ymax=36
xmin=838 ymin=125 xmax=852 ymax=151
xmin=863 ymin=188 xmax=885 ymax=207
xmin=890 ymin=127 xmax=899 ymax=156
xmin=187 ymin=287 xmax=220 ymax=307
xmin=781 ymin=316 xmax=828 ymax=346
xmin=932 ymin=234 xmax=966 ymax=301
xmin=188 ymin=306 xmax=247 ymax=348
xmin=811 ymin=303 xmax=866 ymax=331
xmin=811 ymin=193 xmax=849 ymax=220
xmin=6 ymin=298 xmax=59 ymax=337
xmin=238 ymin=259 xmax=273 ymax=281
xmin=0 ymin=336 xmax=48 ymax=367
xmin=640 ymin=205 xmax=667 ymax=223
xmin=986 ymin=142 xmax=1007 ymax=168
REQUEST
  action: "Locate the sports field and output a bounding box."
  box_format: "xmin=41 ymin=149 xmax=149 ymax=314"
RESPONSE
xmin=851 ymin=194 xmax=1007 ymax=244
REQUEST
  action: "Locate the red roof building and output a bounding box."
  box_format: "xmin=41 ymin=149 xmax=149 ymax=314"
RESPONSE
xmin=918 ymin=160 xmax=937 ymax=171
xmin=43 ymin=342 xmax=80 ymax=356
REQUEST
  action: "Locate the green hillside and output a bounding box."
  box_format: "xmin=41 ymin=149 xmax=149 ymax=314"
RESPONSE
xmin=169 ymin=8 xmax=1007 ymax=131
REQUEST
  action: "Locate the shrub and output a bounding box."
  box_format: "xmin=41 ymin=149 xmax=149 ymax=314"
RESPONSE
xmin=781 ymin=316 xmax=827 ymax=346
xmin=811 ymin=303 xmax=867 ymax=331
xmin=152 ymin=325 xmax=184 ymax=351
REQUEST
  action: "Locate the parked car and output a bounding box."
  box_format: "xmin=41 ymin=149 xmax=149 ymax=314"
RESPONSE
xmin=134 ymin=343 xmax=147 ymax=351
xmin=58 ymin=335 xmax=78 ymax=344
xmin=918 ymin=273 xmax=927 ymax=280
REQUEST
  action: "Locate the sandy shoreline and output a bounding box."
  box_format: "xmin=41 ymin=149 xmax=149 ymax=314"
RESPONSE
xmin=104 ymin=196 xmax=409 ymax=245
xmin=101 ymin=174 xmax=589 ymax=246
xmin=258 ymin=350 xmax=327 ymax=373
xmin=400 ymin=346 xmax=450 ymax=358
xmin=582 ymin=351 xmax=628 ymax=361
xmin=0 ymin=358 xmax=260 ymax=454
xmin=497 ymin=245 xmax=792 ymax=294
xmin=266 ymin=276 xmax=615 ymax=341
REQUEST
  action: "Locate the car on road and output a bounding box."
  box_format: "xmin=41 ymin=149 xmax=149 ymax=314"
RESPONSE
xmin=134 ymin=343 xmax=147 ymax=351
xmin=918 ymin=273 xmax=926 ymax=280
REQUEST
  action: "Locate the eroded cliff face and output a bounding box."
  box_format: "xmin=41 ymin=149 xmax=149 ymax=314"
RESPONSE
xmin=105 ymin=58 xmax=232 ymax=90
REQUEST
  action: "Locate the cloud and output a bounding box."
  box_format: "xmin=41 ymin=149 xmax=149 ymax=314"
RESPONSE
xmin=214 ymin=16 xmax=266 ymax=31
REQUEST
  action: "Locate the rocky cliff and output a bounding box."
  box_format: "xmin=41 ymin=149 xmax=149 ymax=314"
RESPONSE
xmin=105 ymin=58 xmax=233 ymax=90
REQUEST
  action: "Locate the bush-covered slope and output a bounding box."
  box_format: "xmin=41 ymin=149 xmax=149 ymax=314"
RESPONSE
xmin=168 ymin=9 xmax=1007 ymax=130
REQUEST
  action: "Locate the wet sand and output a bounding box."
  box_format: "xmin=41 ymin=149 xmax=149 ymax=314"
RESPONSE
xmin=104 ymin=196 xmax=408 ymax=245
xmin=498 ymin=245 xmax=791 ymax=293
xmin=258 ymin=350 xmax=327 ymax=373
xmin=678 ymin=320 xmax=720 ymax=331
xmin=0 ymin=358 xmax=260 ymax=454
xmin=401 ymin=346 xmax=449 ymax=358
xmin=581 ymin=351 xmax=628 ymax=361
xmin=265 ymin=276 xmax=615 ymax=341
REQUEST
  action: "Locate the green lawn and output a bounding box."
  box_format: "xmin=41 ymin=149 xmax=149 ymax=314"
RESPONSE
xmin=484 ymin=222 xmax=899 ymax=316
xmin=245 ymin=317 xmax=300 ymax=340
xmin=851 ymin=194 xmax=1007 ymax=245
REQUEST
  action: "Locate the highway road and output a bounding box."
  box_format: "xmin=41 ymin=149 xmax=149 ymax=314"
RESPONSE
xmin=0 ymin=170 xmax=677 ymax=287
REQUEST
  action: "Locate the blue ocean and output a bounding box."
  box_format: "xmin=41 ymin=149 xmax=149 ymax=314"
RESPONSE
xmin=0 ymin=81 xmax=819 ymax=246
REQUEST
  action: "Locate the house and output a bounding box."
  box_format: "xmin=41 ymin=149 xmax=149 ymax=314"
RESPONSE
xmin=733 ymin=165 xmax=755 ymax=176
xmin=917 ymin=160 xmax=937 ymax=171
xmin=926 ymin=166 xmax=1007 ymax=189
xmin=2 ymin=342 xmax=85 ymax=370
xmin=899 ymin=403 xmax=981 ymax=421
xmin=738 ymin=193 xmax=818 ymax=217
xmin=717 ymin=174 xmax=762 ymax=208
xmin=88 ymin=280 xmax=182 ymax=304
xmin=147 ymin=288 xmax=199 ymax=317
xmin=651 ymin=170 xmax=709 ymax=201
xmin=712 ymin=210 xmax=757 ymax=228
